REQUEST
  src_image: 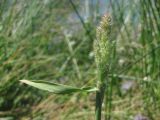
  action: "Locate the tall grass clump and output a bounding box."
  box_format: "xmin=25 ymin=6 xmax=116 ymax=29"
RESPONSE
xmin=0 ymin=0 xmax=82 ymax=118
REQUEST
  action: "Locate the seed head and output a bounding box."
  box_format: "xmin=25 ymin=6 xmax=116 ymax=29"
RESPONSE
xmin=94 ymin=14 xmax=112 ymax=75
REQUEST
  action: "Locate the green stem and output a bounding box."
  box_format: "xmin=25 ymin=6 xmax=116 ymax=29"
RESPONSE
xmin=105 ymin=78 xmax=113 ymax=120
xmin=96 ymin=82 xmax=105 ymax=120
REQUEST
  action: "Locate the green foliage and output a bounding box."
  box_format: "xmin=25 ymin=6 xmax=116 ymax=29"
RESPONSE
xmin=20 ymin=80 xmax=98 ymax=94
xmin=0 ymin=0 xmax=160 ymax=120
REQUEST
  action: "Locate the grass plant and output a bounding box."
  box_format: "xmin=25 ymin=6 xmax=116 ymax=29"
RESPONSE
xmin=0 ymin=0 xmax=160 ymax=120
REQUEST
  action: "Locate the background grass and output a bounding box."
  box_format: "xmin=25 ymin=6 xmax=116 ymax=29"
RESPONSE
xmin=0 ymin=0 xmax=160 ymax=120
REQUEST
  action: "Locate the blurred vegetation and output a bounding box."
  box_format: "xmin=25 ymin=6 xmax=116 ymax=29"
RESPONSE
xmin=0 ymin=0 xmax=160 ymax=120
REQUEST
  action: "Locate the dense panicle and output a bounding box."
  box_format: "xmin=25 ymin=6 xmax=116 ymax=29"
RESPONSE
xmin=94 ymin=14 xmax=112 ymax=80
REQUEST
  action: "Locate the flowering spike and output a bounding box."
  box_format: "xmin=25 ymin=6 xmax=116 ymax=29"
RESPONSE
xmin=94 ymin=14 xmax=113 ymax=78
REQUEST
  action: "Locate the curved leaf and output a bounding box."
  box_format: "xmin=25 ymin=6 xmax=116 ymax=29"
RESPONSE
xmin=20 ymin=80 xmax=98 ymax=94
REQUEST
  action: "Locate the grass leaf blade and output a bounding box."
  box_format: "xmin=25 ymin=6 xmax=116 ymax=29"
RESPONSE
xmin=20 ymin=80 xmax=97 ymax=94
